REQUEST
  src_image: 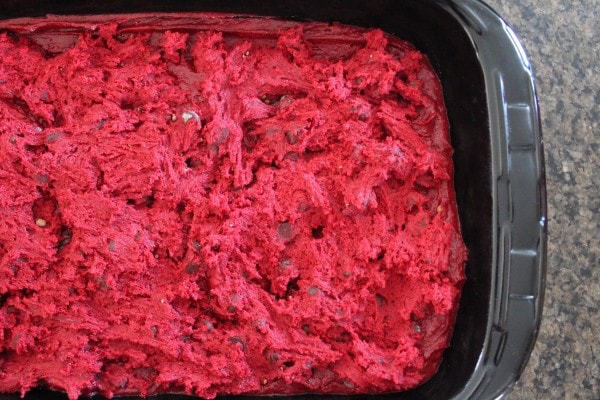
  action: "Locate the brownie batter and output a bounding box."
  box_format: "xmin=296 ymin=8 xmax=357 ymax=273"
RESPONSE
xmin=0 ymin=14 xmax=467 ymax=399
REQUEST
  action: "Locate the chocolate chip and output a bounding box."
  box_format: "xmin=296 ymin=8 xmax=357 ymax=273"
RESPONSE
xmin=376 ymin=294 xmax=387 ymax=306
xmin=113 ymin=33 xmax=130 ymax=43
xmin=212 ymin=127 xmax=229 ymax=145
xmin=283 ymin=151 xmax=299 ymax=162
xmin=243 ymin=134 xmax=259 ymax=151
xmin=202 ymin=319 xmax=215 ymax=331
xmin=185 ymin=157 xmax=201 ymax=168
xmin=285 ymin=130 xmax=300 ymax=145
xmin=185 ymin=263 xmax=200 ymax=274
xmin=208 ymin=144 xmax=219 ymax=157
xmin=45 ymin=132 xmax=61 ymax=142
xmin=34 ymin=174 xmax=48 ymax=184
xmin=285 ymin=277 xmax=300 ymax=298
xmin=228 ymin=336 xmax=247 ymax=351
xmin=277 ymin=221 xmax=293 ymax=239
xmin=263 ymin=348 xmax=280 ymax=364
xmin=25 ymin=144 xmax=48 ymax=154
xmin=311 ymin=225 xmax=324 ymax=239
xmin=95 ymin=276 xmax=110 ymax=291
xmin=57 ymin=226 xmax=73 ymax=251
xmin=134 ymin=367 xmax=158 ymax=381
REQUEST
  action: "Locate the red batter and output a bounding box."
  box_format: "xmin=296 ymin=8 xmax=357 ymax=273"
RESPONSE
xmin=0 ymin=14 xmax=467 ymax=399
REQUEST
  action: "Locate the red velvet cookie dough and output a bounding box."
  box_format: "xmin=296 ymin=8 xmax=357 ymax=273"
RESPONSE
xmin=0 ymin=14 xmax=467 ymax=399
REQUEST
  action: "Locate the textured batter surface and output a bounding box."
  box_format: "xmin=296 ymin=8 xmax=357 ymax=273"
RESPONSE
xmin=0 ymin=14 xmax=466 ymax=399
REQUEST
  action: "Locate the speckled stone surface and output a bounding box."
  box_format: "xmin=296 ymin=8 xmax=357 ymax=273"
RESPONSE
xmin=484 ymin=1 xmax=599 ymax=399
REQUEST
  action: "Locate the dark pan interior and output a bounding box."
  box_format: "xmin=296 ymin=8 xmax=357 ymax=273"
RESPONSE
xmin=0 ymin=1 xmax=492 ymax=399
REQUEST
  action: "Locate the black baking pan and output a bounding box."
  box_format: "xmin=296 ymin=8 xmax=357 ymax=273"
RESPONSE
xmin=0 ymin=0 xmax=546 ymax=399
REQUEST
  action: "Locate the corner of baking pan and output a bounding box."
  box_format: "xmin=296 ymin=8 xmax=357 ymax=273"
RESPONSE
xmin=443 ymin=0 xmax=547 ymax=399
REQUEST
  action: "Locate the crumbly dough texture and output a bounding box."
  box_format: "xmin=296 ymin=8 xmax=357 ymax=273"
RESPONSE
xmin=0 ymin=15 xmax=467 ymax=399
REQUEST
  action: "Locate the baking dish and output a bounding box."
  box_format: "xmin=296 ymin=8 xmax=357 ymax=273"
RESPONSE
xmin=0 ymin=0 xmax=546 ymax=399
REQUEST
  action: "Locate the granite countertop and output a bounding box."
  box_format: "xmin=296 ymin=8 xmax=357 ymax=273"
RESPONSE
xmin=485 ymin=1 xmax=599 ymax=399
